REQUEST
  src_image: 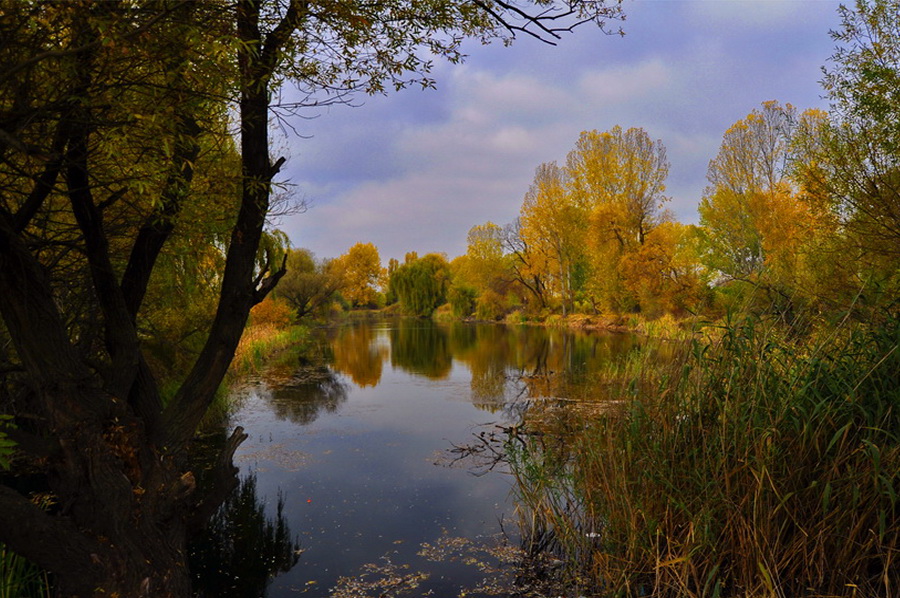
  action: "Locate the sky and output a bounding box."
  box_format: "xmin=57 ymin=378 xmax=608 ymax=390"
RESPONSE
xmin=275 ymin=0 xmax=845 ymax=263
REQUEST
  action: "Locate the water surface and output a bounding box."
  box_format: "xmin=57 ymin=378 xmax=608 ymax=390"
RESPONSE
xmin=198 ymin=319 xmax=642 ymax=597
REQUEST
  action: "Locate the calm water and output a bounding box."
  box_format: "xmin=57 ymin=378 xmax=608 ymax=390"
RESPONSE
xmin=192 ymin=319 xmax=644 ymax=597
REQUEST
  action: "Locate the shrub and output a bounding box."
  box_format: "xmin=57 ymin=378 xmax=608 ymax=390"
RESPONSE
xmin=249 ymin=296 xmax=293 ymax=327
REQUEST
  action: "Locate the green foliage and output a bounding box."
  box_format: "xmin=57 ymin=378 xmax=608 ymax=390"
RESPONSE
xmin=0 ymin=543 xmax=48 ymax=598
xmin=255 ymin=229 xmax=290 ymax=282
xmin=0 ymin=416 xmax=14 ymax=471
xmin=390 ymin=254 xmax=451 ymax=317
xmin=447 ymin=284 xmax=477 ymax=319
xmin=272 ymin=0 xmax=624 ymax=97
xmin=274 ymin=248 xmax=343 ymax=319
xmin=0 ymin=491 xmax=51 ymax=598
xmin=809 ymin=0 xmax=900 ymax=264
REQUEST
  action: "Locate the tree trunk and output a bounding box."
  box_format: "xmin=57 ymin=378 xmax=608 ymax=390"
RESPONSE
xmin=0 ymin=2 xmax=288 ymax=594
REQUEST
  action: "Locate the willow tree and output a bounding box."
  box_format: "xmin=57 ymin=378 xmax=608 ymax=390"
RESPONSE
xmin=0 ymin=0 xmax=624 ymax=595
xmin=391 ymin=253 xmax=453 ymax=317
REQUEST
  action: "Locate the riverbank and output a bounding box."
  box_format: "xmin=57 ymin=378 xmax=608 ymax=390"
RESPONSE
xmin=431 ymin=305 xmax=705 ymax=341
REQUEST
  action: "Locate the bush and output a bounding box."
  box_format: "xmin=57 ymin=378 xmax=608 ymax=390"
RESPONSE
xmin=249 ymin=296 xmax=293 ymax=327
xmin=475 ymin=289 xmax=506 ymax=321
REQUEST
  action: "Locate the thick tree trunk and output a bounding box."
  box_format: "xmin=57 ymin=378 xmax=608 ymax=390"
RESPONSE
xmin=0 ymin=2 xmax=291 ymax=595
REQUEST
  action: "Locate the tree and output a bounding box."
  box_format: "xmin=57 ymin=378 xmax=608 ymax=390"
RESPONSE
xmin=565 ymin=126 xmax=670 ymax=312
xmin=805 ymin=0 xmax=900 ymax=266
xmin=619 ymin=222 xmax=707 ymax=316
xmin=334 ymin=242 xmax=385 ymax=308
xmin=0 ymin=2 xmax=292 ymax=594
xmin=390 ymin=253 xmax=452 ymax=316
xmin=451 ymin=221 xmax=516 ymax=318
xmin=698 ymin=101 xmax=838 ymax=318
xmin=0 ymin=0 xmax=625 ymax=595
xmin=502 ymin=218 xmax=549 ymax=309
xmin=567 ymin=126 xmax=669 ymax=248
xmin=519 ymin=162 xmax=585 ymax=314
xmin=461 ymin=222 xmax=508 ymax=291
xmin=697 ymin=102 xmax=798 ymax=281
xmin=275 ymin=248 xmax=344 ymax=318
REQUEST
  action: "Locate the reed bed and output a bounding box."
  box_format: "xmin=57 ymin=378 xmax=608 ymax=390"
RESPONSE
xmin=509 ymin=314 xmax=900 ymax=597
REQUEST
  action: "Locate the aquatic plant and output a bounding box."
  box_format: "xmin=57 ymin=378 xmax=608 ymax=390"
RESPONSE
xmin=509 ymin=313 xmax=900 ymax=596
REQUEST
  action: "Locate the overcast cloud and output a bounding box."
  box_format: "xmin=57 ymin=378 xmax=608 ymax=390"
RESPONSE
xmin=277 ymin=0 xmax=844 ymax=263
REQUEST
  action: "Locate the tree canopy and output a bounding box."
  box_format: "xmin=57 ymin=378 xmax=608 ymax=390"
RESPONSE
xmin=0 ymin=0 xmax=626 ymax=595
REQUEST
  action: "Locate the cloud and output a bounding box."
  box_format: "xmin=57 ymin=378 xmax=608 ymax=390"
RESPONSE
xmin=280 ymin=0 xmax=843 ymax=264
xmin=579 ymin=59 xmax=671 ymax=104
xmin=686 ymin=0 xmax=810 ymax=28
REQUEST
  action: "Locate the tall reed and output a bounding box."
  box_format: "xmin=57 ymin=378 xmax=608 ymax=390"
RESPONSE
xmin=0 ymin=546 xmax=49 ymax=598
xmin=509 ymin=313 xmax=900 ymax=597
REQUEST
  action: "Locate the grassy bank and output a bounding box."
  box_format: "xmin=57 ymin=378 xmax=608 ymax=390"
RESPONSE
xmin=231 ymin=324 xmax=311 ymax=375
xmin=190 ymin=323 xmax=313 ymax=432
xmin=509 ymin=313 xmax=900 ymax=597
xmin=430 ymin=303 xmax=703 ymax=341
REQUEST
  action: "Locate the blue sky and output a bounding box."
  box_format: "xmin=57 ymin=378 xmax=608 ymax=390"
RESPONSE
xmin=276 ymin=0 xmax=844 ymax=263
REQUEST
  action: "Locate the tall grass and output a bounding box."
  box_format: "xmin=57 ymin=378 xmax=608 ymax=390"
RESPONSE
xmin=509 ymin=313 xmax=900 ymax=597
xmin=0 ymin=546 xmax=49 ymax=598
xmin=231 ymin=324 xmax=311 ymax=375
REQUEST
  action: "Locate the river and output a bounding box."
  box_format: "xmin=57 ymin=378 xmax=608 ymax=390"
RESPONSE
xmin=190 ymin=318 xmax=644 ymax=597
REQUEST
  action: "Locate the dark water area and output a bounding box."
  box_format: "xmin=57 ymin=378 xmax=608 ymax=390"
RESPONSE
xmin=192 ymin=319 xmax=647 ymax=597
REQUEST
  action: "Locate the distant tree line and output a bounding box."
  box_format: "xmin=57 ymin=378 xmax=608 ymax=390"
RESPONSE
xmin=281 ymin=1 xmax=899 ymax=324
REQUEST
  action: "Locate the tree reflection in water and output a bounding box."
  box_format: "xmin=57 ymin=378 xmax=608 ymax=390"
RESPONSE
xmin=189 ymin=474 xmax=300 ymax=597
xmin=262 ymin=365 xmax=349 ymax=425
xmin=330 ymin=323 xmax=387 ymax=387
xmin=389 ymin=319 xmax=452 ymax=379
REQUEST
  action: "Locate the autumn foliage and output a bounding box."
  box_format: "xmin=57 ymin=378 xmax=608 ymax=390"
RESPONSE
xmin=323 ymin=97 xmax=897 ymax=327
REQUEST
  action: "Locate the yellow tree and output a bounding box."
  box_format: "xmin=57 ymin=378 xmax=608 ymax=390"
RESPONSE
xmin=698 ymin=102 xmax=796 ymax=280
xmin=565 ymin=126 xmax=670 ymax=312
xmin=619 ymin=222 xmax=707 ymax=316
xmin=519 ymin=162 xmax=586 ymax=314
xmin=335 ymin=242 xmax=384 ymax=307
xmin=452 ymin=221 xmax=515 ymax=318
xmin=501 ymin=218 xmax=550 ymax=310
xmin=463 ymin=222 xmax=507 ymax=290
xmin=698 ymin=101 xmax=835 ymax=317
xmin=568 ymin=126 xmax=669 ymax=247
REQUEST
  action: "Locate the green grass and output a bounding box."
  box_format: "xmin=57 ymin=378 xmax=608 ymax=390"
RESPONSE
xmin=0 ymin=546 xmax=49 ymax=598
xmin=508 ymin=313 xmax=900 ymax=597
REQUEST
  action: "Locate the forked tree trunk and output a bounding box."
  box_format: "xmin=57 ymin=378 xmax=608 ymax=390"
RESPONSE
xmin=0 ymin=2 xmax=287 ymax=594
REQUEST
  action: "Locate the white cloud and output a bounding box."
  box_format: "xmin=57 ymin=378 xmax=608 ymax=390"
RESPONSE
xmin=578 ymin=59 xmax=672 ymax=104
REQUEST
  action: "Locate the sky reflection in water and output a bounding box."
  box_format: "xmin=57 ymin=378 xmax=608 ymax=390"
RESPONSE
xmin=220 ymin=319 xmax=643 ymax=597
